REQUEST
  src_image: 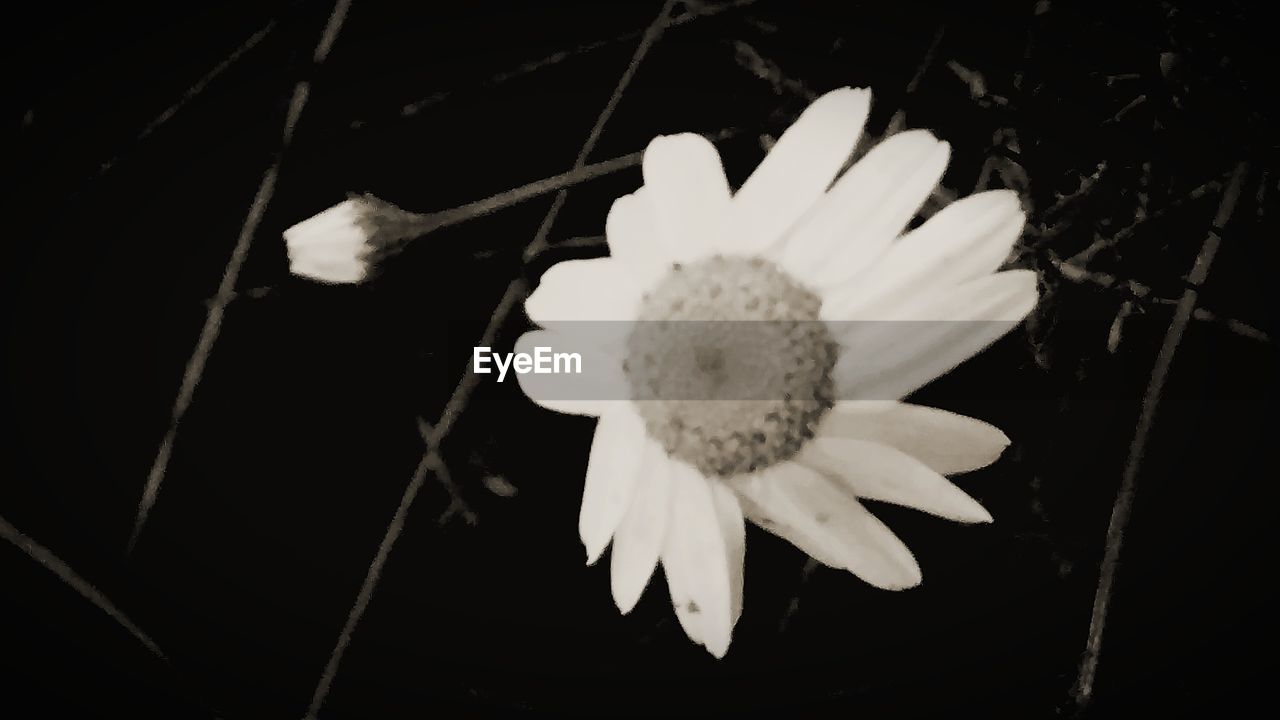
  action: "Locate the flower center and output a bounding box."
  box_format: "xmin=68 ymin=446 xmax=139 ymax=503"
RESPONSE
xmin=624 ymin=255 xmax=838 ymax=477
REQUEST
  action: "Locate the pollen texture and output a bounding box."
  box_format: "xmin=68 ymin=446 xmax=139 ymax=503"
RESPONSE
xmin=625 ymin=255 xmax=838 ymax=477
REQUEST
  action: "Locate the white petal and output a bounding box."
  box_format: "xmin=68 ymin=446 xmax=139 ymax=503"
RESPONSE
xmin=821 ymin=400 xmax=1010 ymax=475
xmin=782 ymin=130 xmax=950 ymax=286
xmin=821 ymin=190 xmax=1025 ymax=321
xmin=797 ymin=436 xmax=993 ymax=523
xmin=284 ymin=201 xmax=369 ymax=284
xmin=606 ymin=188 xmax=671 ymax=292
xmin=733 ymin=472 xmax=843 ymax=568
xmin=708 ymin=479 xmax=746 ymax=627
xmin=642 ymin=134 xmax=730 ymax=263
xmin=900 ymin=269 xmax=1040 ymax=322
xmin=289 ymin=252 xmax=368 ymax=285
xmin=525 ymin=258 xmax=643 ymax=327
xmin=283 ymin=200 xmax=362 ymax=252
xmin=729 ymin=87 xmax=872 ymax=255
xmin=661 ymin=463 xmax=735 ymax=658
xmin=832 ymin=270 xmax=1038 ymax=400
xmin=580 ymin=406 xmax=649 ymax=564
xmin=732 ymin=463 xmax=921 ymax=590
xmin=512 ymin=330 xmax=627 ymax=417
xmin=610 ymin=443 xmax=672 ymax=614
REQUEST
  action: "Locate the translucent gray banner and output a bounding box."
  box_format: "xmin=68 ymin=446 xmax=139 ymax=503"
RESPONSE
xmin=497 ymin=320 xmax=1021 ymax=401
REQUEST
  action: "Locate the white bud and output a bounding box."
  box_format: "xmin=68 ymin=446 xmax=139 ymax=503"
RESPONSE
xmin=283 ymin=199 xmax=372 ymax=284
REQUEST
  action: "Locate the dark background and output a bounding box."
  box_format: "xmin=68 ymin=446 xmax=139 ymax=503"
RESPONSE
xmin=3 ymin=1 xmax=1277 ymax=717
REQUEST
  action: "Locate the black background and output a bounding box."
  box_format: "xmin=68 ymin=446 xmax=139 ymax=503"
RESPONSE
xmin=3 ymin=1 xmax=1277 ymax=717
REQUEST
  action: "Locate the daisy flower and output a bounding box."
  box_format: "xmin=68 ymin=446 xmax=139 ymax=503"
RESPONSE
xmin=516 ymin=87 xmax=1037 ymax=657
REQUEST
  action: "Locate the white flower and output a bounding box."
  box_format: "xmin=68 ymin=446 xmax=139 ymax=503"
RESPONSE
xmin=283 ymin=194 xmax=422 ymax=284
xmin=516 ymin=87 xmax=1038 ymax=658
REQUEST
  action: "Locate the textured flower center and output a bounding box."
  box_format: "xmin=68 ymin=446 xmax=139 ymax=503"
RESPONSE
xmin=624 ymin=255 xmax=838 ymax=477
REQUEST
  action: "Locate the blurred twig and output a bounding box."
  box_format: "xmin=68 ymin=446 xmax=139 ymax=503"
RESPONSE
xmin=1148 ymin=300 xmax=1271 ymax=343
xmin=364 ymin=0 xmax=760 ymax=127
xmin=1041 ymin=162 xmax=1108 ymax=222
xmin=1072 ymin=161 xmax=1250 ymax=709
xmin=872 ymin=25 xmax=945 ymax=155
xmin=549 ymin=234 xmax=608 ymax=252
xmin=1103 ymin=94 xmax=1148 ymax=125
xmin=1066 ymin=175 xmax=1226 ymax=266
xmin=1 ymin=513 xmax=165 ymax=661
xmin=128 ymin=0 xmax=354 ymax=554
xmin=302 ymin=445 xmax=436 ymax=720
xmin=777 ymin=557 xmax=820 ymax=634
xmin=94 ymin=20 xmax=278 ymax=179
xmin=416 ymin=418 xmax=478 ymax=526
xmin=1049 ymin=254 xmax=1270 ymax=343
xmin=732 ymin=40 xmax=817 ymax=100
xmin=419 ymin=127 xmax=739 ymax=242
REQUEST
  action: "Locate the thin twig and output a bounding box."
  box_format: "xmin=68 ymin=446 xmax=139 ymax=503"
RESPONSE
xmin=430 ymin=453 xmax=475 ymax=526
xmin=1 ymin=513 xmax=165 ymax=660
xmin=94 ymin=20 xmax=278 ymax=178
xmin=415 ymin=418 xmax=478 ymax=526
xmin=127 ymin=0 xmax=354 ymax=554
xmin=425 ymin=151 xmax=640 ymax=235
xmin=875 ymin=26 xmax=947 ymax=140
xmin=523 ymin=0 xmax=680 ymax=261
xmin=871 ymin=25 xmax=945 ymax=154
xmin=947 ymin=60 xmax=988 ymax=99
xmin=1068 ymin=175 xmax=1226 ymax=266
xmin=362 ymin=0 xmax=759 ymax=126
xmin=1048 ymin=253 xmax=1144 ymax=293
xmin=429 ymin=277 xmax=531 ymax=445
xmin=1050 ymin=254 xmax=1271 ymax=343
xmin=777 ymin=557 xmax=820 ymax=633
xmin=875 ymin=27 xmax=952 ymax=197
xmin=439 ymin=127 xmax=739 ymax=245
xmin=1255 ymin=169 xmax=1269 ymax=220
xmin=906 ymin=26 xmax=947 ymax=95
xmin=732 ymin=40 xmax=817 ymax=100
xmin=1103 ymin=94 xmax=1147 ymax=125
xmin=1150 ymin=300 xmax=1271 ymax=343
xmin=549 ymin=234 xmax=608 ymax=252
xmin=301 ymin=448 xmax=435 ymax=720
xmin=1041 ymin=162 xmax=1108 ymax=221
xmin=1072 ymin=161 xmax=1250 ymax=708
